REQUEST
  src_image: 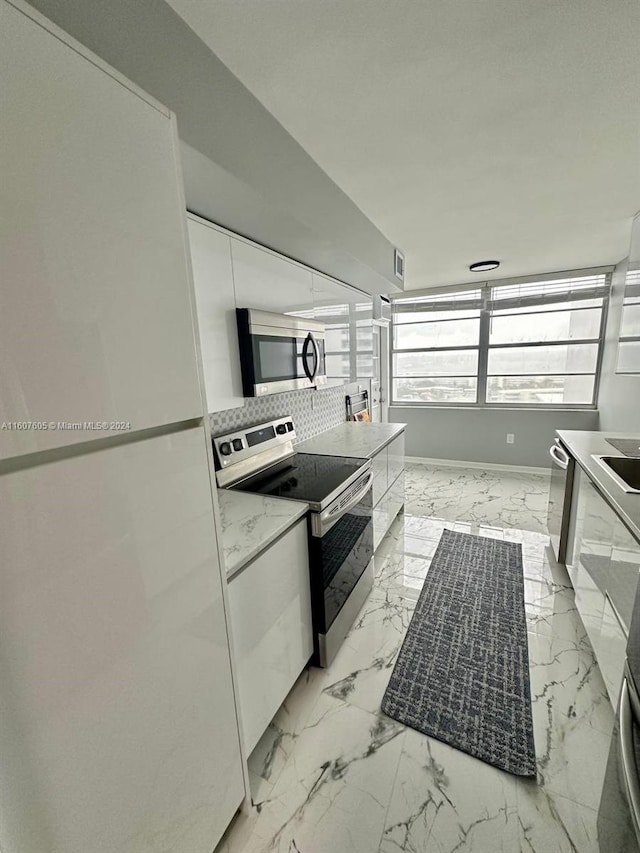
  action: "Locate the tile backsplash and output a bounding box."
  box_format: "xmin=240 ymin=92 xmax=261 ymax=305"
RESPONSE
xmin=209 ymin=382 xmax=363 ymax=442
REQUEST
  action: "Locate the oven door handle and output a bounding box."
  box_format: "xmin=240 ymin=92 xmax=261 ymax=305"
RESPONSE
xmin=302 ymin=332 xmax=317 ymax=382
xmin=618 ymin=674 xmax=640 ymax=842
xmin=312 ymin=472 xmax=373 ymax=537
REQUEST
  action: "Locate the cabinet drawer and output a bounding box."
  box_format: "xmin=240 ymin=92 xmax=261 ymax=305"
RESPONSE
xmin=228 ymin=519 xmax=312 ymax=754
xmin=373 ymin=472 xmax=405 ymax=551
xmin=371 ymin=448 xmax=388 ymax=507
xmin=387 ymin=433 xmax=405 ymax=486
xmin=388 ymin=471 xmax=405 ymax=521
xmin=373 ymin=504 xmax=388 ymax=551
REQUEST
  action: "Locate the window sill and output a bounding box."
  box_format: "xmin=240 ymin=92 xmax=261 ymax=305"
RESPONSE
xmin=389 ymin=404 xmax=598 ymax=413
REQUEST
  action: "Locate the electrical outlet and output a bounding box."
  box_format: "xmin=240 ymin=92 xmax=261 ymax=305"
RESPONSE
xmin=506 ymin=433 xmax=515 ymax=444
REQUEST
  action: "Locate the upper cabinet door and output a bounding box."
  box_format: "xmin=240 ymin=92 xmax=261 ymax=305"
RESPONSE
xmin=312 ymin=272 xmax=373 ymax=386
xmin=231 ymin=239 xmax=314 ymax=315
xmin=0 ymin=2 xmax=203 ymax=461
xmin=187 ymin=216 xmax=244 ymax=413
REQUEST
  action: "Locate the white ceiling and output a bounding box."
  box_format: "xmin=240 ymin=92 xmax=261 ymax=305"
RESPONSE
xmin=166 ymin=0 xmax=640 ymax=290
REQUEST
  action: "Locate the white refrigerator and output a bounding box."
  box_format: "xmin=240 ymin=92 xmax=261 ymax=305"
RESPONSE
xmin=0 ymin=2 xmax=245 ymax=851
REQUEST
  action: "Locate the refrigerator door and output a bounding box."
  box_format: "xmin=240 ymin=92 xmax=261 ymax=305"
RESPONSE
xmin=0 ymin=427 xmax=244 ymax=853
xmin=0 ymin=1 xmax=203 ymax=461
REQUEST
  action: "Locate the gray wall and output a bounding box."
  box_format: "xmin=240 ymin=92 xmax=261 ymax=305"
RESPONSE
xmin=29 ymin=0 xmax=401 ymax=296
xmin=389 ymin=406 xmax=599 ymax=468
xmin=598 ymin=256 xmax=640 ymax=432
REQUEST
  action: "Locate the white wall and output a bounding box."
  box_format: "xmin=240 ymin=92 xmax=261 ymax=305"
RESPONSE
xmin=598 ymin=256 xmax=640 ymax=432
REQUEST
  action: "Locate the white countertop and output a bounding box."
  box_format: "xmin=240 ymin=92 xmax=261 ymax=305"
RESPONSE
xmin=295 ymin=421 xmax=406 ymax=459
xmin=217 ymin=489 xmax=308 ymax=580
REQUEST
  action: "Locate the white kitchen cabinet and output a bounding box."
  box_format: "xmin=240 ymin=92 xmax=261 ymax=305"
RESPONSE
xmin=373 ymin=471 xmax=406 ymax=551
xmin=573 ymin=476 xmax=614 ymax=655
xmin=0 ymin=1 xmax=204 ymax=460
xmin=312 ymin=272 xmax=376 ymax=387
xmin=610 ymin=517 xmax=640 ymax=630
xmin=387 ymin=470 xmax=406 ymax=530
xmin=231 ymin=237 xmax=314 ymax=315
xmin=371 ymin=449 xmax=389 ymax=507
xmin=574 ymin=563 xmax=606 ymax=662
xmin=567 ymin=465 xmax=640 ymax=706
xmin=387 ymin=433 xmax=405 ymax=486
xmin=599 ymin=595 xmax=628 ymax=705
xmin=228 ymin=519 xmax=313 ymax=755
xmin=0 ymin=426 xmax=244 ymax=853
xmin=187 ymin=215 xmax=244 ymax=413
xmin=371 ymin=432 xmax=406 ymax=551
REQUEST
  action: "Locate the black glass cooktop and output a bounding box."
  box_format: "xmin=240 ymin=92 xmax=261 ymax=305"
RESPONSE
xmin=231 ymin=453 xmax=367 ymax=505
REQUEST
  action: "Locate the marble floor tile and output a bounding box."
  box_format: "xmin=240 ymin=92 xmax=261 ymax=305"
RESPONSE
xmin=515 ymin=783 xmax=602 ymax=853
xmin=237 ymin=697 xmax=406 ymax=853
xmin=320 ymin=592 xmax=415 ymax=715
xmin=403 ymin=463 xmax=550 ymax=534
xmin=218 ymin=461 xmax=619 ymax=853
xmin=527 ymin=630 xmax=614 ymax=809
xmin=247 ymin=666 xmax=327 ymax=805
xmin=380 ymin=729 xmax=521 ymax=853
xmin=524 ymin=583 xmax=586 ymax=644
xmin=374 ymin=550 xmax=434 ymax=602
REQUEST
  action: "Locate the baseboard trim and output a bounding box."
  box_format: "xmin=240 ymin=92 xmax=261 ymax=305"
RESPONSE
xmin=404 ymin=455 xmax=549 ymax=475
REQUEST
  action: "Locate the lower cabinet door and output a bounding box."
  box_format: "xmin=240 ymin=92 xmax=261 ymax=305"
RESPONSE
xmin=599 ymin=595 xmax=627 ymax=706
xmin=0 ymin=427 xmax=244 ymax=853
xmin=228 ymin=519 xmax=313 ymax=754
xmin=574 ymin=564 xmax=605 ymax=660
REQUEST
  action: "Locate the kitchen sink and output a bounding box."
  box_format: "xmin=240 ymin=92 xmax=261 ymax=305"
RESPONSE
xmin=592 ymin=455 xmax=640 ymax=493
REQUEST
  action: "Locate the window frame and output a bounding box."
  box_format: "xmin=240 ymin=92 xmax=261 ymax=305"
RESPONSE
xmin=616 ymin=268 xmax=640 ymax=375
xmin=390 ymin=271 xmax=611 ymax=409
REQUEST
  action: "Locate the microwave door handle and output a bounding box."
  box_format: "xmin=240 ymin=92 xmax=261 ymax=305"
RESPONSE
xmin=302 ymin=332 xmax=317 ymax=382
xmin=308 ymin=332 xmax=320 ymax=380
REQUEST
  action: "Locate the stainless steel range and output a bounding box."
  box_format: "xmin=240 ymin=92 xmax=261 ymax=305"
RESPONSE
xmin=214 ymin=416 xmax=374 ymax=667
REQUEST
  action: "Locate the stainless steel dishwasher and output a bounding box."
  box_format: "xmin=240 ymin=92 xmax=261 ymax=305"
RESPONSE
xmin=546 ymin=436 xmax=575 ymax=564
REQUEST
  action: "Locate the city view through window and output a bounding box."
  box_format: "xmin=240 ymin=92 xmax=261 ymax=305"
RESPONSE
xmin=392 ymin=273 xmax=609 ymax=406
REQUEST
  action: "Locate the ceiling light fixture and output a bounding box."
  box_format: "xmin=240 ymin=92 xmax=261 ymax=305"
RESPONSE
xmin=469 ymin=260 xmax=500 ymax=273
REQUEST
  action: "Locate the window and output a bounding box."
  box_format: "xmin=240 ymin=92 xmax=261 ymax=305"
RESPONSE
xmin=616 ymin=268 xmax=640 ymax=374
xmin=391 ymin=271 xmax=610 ymax=407
xmin=392 ymin=289 xmax=482 ymax=403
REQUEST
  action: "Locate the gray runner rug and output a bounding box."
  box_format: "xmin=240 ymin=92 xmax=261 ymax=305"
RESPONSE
xmin=381 ymin=529 xmax=536 ymax=777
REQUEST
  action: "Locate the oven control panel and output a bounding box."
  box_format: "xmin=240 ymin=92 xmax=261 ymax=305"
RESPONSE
xmin=213 ymin=416 xmax=296 ymax=470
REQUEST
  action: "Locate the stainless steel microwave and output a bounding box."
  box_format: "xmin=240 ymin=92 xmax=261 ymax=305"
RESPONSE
xmin=236 ymin=308 xmax=327 ymax=397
